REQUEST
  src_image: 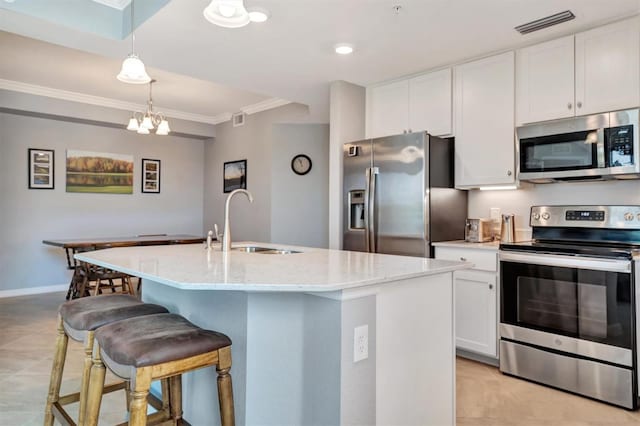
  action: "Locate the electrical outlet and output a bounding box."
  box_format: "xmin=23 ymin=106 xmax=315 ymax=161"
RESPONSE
xmin=490 ymin=207 xmax=501 ymax=221
xmin=353 ymin=324 xmax=368 ymax=362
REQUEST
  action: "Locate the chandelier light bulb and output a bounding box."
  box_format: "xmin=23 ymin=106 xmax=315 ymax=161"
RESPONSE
xmin=141 ymin=116 xmax=154 ymax=130
xmin=156 ymin=120 xmax=170 ymax=135
xmin=126 ymin=117 xmax=139 ymax=131
xmin=137 ymin=126 xmax=150 ymax=135
xmin=218 ymin=4 xmax=236 ymax=18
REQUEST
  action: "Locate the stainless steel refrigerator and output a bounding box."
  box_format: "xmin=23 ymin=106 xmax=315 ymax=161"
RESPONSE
xmin=343 ymin=132 xmax=467 ymax=257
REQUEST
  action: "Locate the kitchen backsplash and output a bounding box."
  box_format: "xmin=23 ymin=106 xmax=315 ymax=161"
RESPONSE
xmin=468 ymin=179 xmax=640 ymax=239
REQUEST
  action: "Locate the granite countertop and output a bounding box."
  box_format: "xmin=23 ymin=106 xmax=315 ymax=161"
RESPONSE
xmin=432 ymin=240 xmax=500 ymax=251
xmin=75 ymin=242 xmax=472 ymax=292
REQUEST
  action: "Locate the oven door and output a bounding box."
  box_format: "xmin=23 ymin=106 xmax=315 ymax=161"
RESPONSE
xmin=500 ymin=251 xmax=634 ymax=366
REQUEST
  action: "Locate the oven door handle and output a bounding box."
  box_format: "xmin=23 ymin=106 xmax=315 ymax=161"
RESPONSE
xmin=499 ymin=251 xmax=631 ymax=273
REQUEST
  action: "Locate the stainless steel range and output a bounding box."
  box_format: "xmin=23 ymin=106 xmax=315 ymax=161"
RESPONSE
xmin=499 ymin=205 xmax=640 ymax=409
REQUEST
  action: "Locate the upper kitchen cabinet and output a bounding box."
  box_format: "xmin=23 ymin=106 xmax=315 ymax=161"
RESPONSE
xmin=516 ymin=17 xmax=640 ymax=124
xmin=516 ymin=35 xmax=575 ymax=124
xmin=367 ymin=79 xmax=409 ymax=138
xmin=454 ymin=51 xmax=515 ymax=188
xmin=366 ymin=68 xmax=453 ymax=138
xmin=575 ymin=17 xmax=639 ymax=116
xmin=408 ymin=69 xmax=453 ymax=136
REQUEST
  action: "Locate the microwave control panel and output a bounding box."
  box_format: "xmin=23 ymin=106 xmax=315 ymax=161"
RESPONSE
xmin=607 ymin=125 xmax=634 ymax=167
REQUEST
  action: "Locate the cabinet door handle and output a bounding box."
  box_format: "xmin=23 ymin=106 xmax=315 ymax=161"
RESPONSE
xmin=460 ymin=257 xmax=467 ymax=261
xmin=489 ymin=284 xmax=493 ymax=290
xmin=507 ymin=170 xmax=512 ymax=176
xmin=567 ymin=102 xmax=573 ymax=110
xmin=577 ymin=101 xmax=582 ymax=108
xmin=403 ymin=129 xmax=407 ymax=134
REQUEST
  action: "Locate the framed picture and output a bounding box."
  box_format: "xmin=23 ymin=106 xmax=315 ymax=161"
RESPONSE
xmin=28 ymin=148 xmax=54 ymax=189
xmin=141 ymin=159 xmax=161 ymax=193
xmin=66 ymin=149 xmax=133 ymax=194
xmin=223 ymin=159 xmax=247 ymax=193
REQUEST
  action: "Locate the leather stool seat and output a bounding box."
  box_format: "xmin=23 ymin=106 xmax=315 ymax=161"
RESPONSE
xmin=96 ymin=313 xmax=232 ymax=372
xmin=60 ymin=294 xmax=168 ymax=340
xmin=45 ymin=294 xmax=169 ymax=426
xmin=86 ymin=313 xmax=235 ymax=425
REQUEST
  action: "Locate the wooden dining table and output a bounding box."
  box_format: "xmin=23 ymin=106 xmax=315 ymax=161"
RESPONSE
xmin=43 ymin=234 xmax=205 ymax=299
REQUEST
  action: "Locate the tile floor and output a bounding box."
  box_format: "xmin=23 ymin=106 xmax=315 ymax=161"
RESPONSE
xmin=1 ymin=292 xmax=640 ymax=425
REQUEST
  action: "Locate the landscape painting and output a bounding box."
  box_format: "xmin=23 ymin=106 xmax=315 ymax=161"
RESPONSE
xmin=66 ymin=150 xmax=134 ymax=194
xmin=223 ymin=159 xmax=247 ymax=193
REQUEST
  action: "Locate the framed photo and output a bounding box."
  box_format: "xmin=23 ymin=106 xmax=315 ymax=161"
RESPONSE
xmin=223 ymin=159 xmax=247 ymax=193
xmin=66 ymin=149 xmax=133 ymax=194
xmin=28 ymin=148 xmax=54 ymax=189
xmin=141 ymin=159 xmax=161 ymax=193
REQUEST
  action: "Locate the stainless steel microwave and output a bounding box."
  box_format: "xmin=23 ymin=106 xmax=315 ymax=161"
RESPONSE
xmin=517 ymin=109 xmax=639 ymax=183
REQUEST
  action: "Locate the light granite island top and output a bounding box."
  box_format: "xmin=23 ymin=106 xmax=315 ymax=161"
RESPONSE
xmin=76 ymin=242 xmax=471 ymax=426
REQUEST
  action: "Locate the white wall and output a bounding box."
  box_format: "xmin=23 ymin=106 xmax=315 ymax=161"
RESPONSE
xmin=0 ymin=112 xmax=206 ymax=292
xmin=469 ymin=180 xmax=640 ymax=234
xmin=203 ymin=103 xmax=326 ymax=245
xmin=271 ymin=123 xmax=330 ymax=248
xmin=328 ymin=81 xmax=366 ymax=249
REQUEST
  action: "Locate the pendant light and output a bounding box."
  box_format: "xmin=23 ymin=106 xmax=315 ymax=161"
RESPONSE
xmin=203 ymin=0 xmax=251 ymax=28
xmin=117 ymin=0 xmax=151 ymax=84
xmin=126 ymin=80 xmax=170 ymax=136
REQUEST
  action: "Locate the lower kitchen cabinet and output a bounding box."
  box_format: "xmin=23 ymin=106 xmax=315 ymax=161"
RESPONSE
xmin=454 ymin=270 xmax=497 ymax=357
xmin=435 ymin=244 xmax=499 ymax=360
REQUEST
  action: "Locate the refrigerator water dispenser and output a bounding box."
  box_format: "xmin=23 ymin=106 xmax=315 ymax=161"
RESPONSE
xmin=349 ymin=190 xmax=365 ymax=230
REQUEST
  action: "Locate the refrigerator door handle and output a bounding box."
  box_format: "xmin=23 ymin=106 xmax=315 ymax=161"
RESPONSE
xmin=366 ymin=167 xmax=379 ymax=253
xmin=364 ymin=168 xmax=371 ymax=252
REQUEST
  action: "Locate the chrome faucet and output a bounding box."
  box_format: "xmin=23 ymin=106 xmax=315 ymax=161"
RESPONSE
xmin=222 ymin=189 xmax=254 ymax=252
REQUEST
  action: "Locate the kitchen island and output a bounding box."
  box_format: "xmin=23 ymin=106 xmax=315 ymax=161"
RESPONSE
xmin=76 ymin=242 xmax=471 ymax=426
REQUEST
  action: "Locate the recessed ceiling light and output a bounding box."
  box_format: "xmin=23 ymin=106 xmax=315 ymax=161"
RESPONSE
xmin=335 ymin=44 xmax=354 ymax=55
xmin=248 ymin=7 xmax=270 ymax=23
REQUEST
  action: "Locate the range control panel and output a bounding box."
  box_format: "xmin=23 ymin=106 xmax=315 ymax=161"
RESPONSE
xmin=530 ymin=205 xmax=640 ymax=229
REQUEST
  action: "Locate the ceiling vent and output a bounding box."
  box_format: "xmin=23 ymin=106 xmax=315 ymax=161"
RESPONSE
xmin=232 ymin=112 xmax=246 ymax=127
xmin=515 ymin=10 xmax=575 ymax=35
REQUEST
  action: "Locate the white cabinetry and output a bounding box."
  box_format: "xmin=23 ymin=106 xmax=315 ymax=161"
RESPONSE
xmin=516 ymin=17 xmax=640 ymax=124
xmin=454 ymin=51 xmax=515 ymax=188
xmin=367 ymin=80 xmax=409 ymax=138
xmin=516 ymin=35 xmax=575 ymax=124
xmin=435 ymin=245 xmax=499 ymax=359
xmin=408 ymin=69 xmax=452 ymax=136
xmin=366 ymin=68 xmax=452 ymax=138
xmin=575 ymin=17 xmax=640 ymax=116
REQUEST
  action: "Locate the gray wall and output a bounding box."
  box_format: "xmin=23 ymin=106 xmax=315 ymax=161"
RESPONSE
xmin=271 ymin=123 xmax=329 ymax=248
xmin=328 ymin=81 xmax=366 ymax=249
xmin=204 ymin=103 xmax=329 ymax=247
xmin=0 ymin=112 xmax=206 ymax=292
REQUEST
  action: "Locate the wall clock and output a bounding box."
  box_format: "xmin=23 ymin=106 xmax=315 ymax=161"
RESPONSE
xmin=291 ymin=154 xmax=312 ymax=175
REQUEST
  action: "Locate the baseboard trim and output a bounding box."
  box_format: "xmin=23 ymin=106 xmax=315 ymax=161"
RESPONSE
xmin=0 ymin=284 xmax=68 ymax=299
xmin=456 ymin=348 xmax=499 ymax=367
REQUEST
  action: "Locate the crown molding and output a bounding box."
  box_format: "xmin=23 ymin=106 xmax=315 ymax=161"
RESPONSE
xmin=0 ymin=79 xmax=220 ymax=125
xmin=241 ymin=98 xmax=291 ymax=115
xmin=0 ymin=79 xmax=292 ymax=126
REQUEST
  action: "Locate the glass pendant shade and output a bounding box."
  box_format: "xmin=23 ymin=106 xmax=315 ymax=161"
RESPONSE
xmin=117 ymin=53 xmax=151 ymax=84
xmin=156 ymin=120 xmax=170 ymax=135
xmin=137 ymin=126 xmax=150 ymax=135
xmin=203 ymin=0 xmax=250 ymax=28
xmin=141 ymin=116 xmax=154 ymax=129
xmin=126 ymin=117 xmax=139 ymax=131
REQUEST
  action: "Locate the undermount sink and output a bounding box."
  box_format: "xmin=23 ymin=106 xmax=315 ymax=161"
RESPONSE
xmin=231 ymin=246 xmax=301 ymax=254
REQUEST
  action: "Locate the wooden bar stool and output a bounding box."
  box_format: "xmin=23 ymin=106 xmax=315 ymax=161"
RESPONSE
xmin=44 ymin=294 xmax=169 ymax=426
xmin=85 ymin=313 xmax=235 ymax=426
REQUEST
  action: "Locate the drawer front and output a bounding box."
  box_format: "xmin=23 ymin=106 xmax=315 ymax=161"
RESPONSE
xmin=435 ymin=247 xmax=497 ymax=272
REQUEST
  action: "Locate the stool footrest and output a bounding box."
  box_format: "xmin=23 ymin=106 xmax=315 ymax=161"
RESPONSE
xmin=51 ymin=402 xmax=75 ymax=426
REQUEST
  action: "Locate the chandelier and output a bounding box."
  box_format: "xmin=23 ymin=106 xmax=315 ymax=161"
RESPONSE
xmin=126 ymin=80 xmax=170 ymax=135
